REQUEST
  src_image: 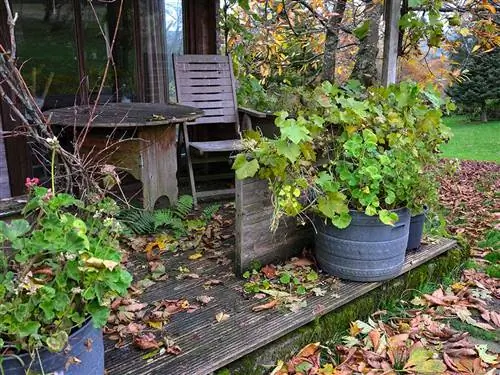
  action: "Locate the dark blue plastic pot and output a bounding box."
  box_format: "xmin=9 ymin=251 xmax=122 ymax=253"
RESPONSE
xmin=314 ymin=208 xmax=410 ymax=282
xmin=1 ymin=319 xmax=104 ymax=375
xmin=407 ymin=209 xmax=427 ymax=251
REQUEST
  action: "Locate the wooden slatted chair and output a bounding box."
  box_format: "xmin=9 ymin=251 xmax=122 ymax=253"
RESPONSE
xmin=173 ymin=54 xmax=250 ymax=205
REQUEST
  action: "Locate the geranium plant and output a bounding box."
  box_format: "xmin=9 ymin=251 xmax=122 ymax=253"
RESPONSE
xmin=0 ymin=183 xmax=132 ymax=356
xmin=233 ymin=80 xmax=453 ymax=229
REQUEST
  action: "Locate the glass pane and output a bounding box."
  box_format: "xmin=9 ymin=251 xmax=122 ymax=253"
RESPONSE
xmin=81 ymin=0 xmax=136 ymax=103
xmin=13 ymin=0 xmax=79 ymax=109
xmin=164 ymin=0 xmax=183 ymax=101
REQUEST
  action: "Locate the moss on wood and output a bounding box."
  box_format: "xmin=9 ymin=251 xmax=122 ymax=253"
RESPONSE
xmin=218 ymin=246 xmax=468 ymax=375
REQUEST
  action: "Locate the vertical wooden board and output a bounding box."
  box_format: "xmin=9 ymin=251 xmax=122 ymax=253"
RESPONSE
xmin=235 ymin=178 xmax=313 ymax=274
xmin=382 ymin=0 xmax=401 ymax=86
xmin=0 ymin=117 xmax=11 ymax=199
xmin=139 ymin=125 xmax=178 ymax=209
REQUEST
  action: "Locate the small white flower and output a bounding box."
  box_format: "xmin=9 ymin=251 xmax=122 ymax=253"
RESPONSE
xmin=46 ymin=136 xmax=59 ymax=148
xmin=71 ymin=287 xmax=83 ymax=294
xmin=65 ymin=252 xmax=77 ymax=261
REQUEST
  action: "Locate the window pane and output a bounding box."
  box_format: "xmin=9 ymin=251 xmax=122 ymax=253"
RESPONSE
xmin=13 ymin=0 xmax=79 ymax=109
xmin=81 ymin=0 xmax=136 ymax=102
xmin=165 ymin=0 xmax=183 ymax=101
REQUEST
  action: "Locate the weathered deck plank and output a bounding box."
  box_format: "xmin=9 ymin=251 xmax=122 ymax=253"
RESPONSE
xmin=105 ymin=237 xmax=456 ymax=375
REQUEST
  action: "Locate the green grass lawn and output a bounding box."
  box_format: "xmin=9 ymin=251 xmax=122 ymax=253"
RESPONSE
xmin=440 ymin=116 xmax=500 ymax=163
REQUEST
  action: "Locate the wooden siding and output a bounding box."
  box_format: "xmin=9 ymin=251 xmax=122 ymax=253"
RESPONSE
xmin=0 ymin=117 xmax=10 ymax=198
xmin=235 ymin=178 xmax=314 ymax=275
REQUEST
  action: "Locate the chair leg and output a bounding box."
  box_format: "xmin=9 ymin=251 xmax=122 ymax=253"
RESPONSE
xmin=183 ymin=123 xmax=198 ymax=206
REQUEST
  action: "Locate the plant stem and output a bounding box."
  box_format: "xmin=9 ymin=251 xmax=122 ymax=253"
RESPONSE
xmin=51 ymin=147 xmax=56 ymax=193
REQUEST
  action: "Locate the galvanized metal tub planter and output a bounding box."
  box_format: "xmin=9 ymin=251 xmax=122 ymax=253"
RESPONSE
xmin=1 ymin=319 xmax=104 ymax=375
xmin=314 ymin=208 xmax=411 ymax=282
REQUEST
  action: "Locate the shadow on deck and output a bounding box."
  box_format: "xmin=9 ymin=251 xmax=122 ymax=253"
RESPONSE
xmin=104 ymin=212 xmax=458 ymax=375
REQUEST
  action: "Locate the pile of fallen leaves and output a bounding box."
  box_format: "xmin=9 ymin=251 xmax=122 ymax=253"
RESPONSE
xmin=103 ymin=205 xmax=235 ymax=358
xmin=242 ymin=256 xmax=338 ymax=313
xmin=272 ymin=311 xmax=499 ymax=374
xmin=438 ymin=160 xmax=499 ymax=244
xmin=104 ymin=296 xmax=200 ymax=354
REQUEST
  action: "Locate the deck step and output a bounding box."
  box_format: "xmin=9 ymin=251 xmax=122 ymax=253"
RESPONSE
xmin=105 ymin=238 xmax=458 ymax=375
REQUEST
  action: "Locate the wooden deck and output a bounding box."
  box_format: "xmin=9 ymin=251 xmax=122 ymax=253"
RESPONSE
xmin=105 ymin=232 xmax=457 ymax=375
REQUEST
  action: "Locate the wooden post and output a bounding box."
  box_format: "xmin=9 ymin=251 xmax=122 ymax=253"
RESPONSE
xmin=381 ymin=0 xmax=401 ymax=86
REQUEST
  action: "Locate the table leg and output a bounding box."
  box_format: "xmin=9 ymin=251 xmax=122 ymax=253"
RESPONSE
xmin=138 ymin=125 xmax=178 ymax=210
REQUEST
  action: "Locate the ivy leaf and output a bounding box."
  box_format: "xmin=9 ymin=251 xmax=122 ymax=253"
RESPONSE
xmin=331 ymin=212 xmax=352 ymax=229
xmin=46 ymin=331 xmax=69 ymax=352
xmin=18 ymin=321 xmax=40 ymax=337
xmin=279 ymin=273 xmax=291 ymax=284
xmin=0 ymin=220 xmax=30 ymax=242
xmin=318 ymin=192 xmax=349 ymax=219
xmin=353 ymin=20 xmax=370 ymax=40
xmin=379 ymin=210 xmax=398 ymax=226
xmin=232 ymin=154 xmax=259 ymax=180
xmin=279 ymin=120 xmax=311 ymax=144
xmin=88 ymin=303 xmax=110 ymax=327
xmin=276 ymin=140 xmax=301 ymax=162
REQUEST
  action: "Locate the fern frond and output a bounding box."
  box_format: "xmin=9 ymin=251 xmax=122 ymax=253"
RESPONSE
xmin=174 ymin=195 xmax=194 ymax=219
xmin=201 ymin=203 xmax=221 ymax=221
xmin=117 ymin=209 xmax=156 ymax=234
xmin=153 ymin=209 xmax=175 ymax=230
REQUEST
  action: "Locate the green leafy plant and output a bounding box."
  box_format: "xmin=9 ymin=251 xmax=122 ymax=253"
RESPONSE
xmin=233 ymin=80 xmax=453 ymax=229
xmin=0 ymin=186 xmax=132 ymax=356
xmin=118 ymin=197 xmax=220 ymax=238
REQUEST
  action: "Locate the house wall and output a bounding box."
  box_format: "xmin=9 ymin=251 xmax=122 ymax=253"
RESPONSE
xmin=0 ymin=117 xmax=11 ymax=198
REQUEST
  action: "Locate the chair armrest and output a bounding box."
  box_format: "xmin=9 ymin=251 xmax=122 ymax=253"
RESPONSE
xmin=238 ymin=106 xmax=269 ymax=118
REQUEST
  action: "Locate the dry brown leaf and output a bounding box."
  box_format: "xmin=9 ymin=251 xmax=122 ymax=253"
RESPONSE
xmin=252 ymin=299 xmax=278 ymax=312
xmin=124 ymin=302 xmax=148 ymax=312
xmin=196 ymin=295 xmax=214 ymax=305
xmin=261 ymin=264 xmax=277 ymax=278
xmin=215 ymin=312 xmax=230 ymax=322
xmin=291 ymin=257 xmax=315 ymax=267
xmin=368 ymin=329 xmax=381 ymax=352
xmin=133 ymin=333 xmax=160 ymax=350
xmin=296 ymin=342 xmax=320 ymax=358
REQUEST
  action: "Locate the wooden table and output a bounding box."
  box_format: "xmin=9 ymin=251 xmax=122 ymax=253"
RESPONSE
xmin=45 ymin=103 xmax=203 ymax=209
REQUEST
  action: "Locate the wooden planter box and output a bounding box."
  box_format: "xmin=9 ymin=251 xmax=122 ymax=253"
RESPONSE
xmin=235 ymin=178 xmax=313 ymax=275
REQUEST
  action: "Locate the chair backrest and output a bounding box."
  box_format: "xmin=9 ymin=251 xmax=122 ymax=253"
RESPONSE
xmin=173 ymin=54 xmax=240 ymax=129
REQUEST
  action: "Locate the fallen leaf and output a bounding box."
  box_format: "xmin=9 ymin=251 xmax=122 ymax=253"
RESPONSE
xmin=65 ymin=356 xmax=82 ymax=370
xmin=166 ymin=345 xmax=182 ymax=355
xmin=215 ymin=312 xmax=230 ymax=322
xmin=296 ymin=342 xmax=320 ymax=358
xmin=368 ymin=329 xmax=381 ymax=351
xmin=261 ymin=264 xmax=277 ymax=278
xmin=252 ymin=299 xmax=278 ymax=312
xmin=196 ymin=295 xmax=214 ymax=305
xmin=188 ymin=252 xmax=203 ymax=260
xmin=148 ymin=321 xmax=163 ymax=330
xmin=260 ymin=289 xmax=290 ymax=298
xmin=124 ymin=302 xmax=148 ymax=312
xmin=475 ymin=344 xmax=498 ymax=365
xmin=291 ymin=257 xmax=315 ymax=267
xmin=133 ymin=333 xmax=161 ymax=350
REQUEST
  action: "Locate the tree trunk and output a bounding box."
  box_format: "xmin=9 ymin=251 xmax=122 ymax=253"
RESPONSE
xmin=350 ymin=1 xmax=384 ymax=86
xmin=480 ymin=106 xmax=488 ymax=122
xmin=321 ymin=0 xmax=347 ymax=82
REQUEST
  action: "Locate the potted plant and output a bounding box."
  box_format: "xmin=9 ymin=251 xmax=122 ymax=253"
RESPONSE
xmin=233 ymin=80 xmax=452 ymax=281
xmin=0 ymin=182 xmax=132 ymax=374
